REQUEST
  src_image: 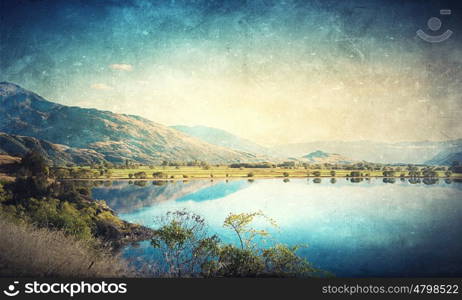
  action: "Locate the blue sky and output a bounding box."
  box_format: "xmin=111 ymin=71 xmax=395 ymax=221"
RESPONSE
xmin=1 ymin=0 xmax=461 ymax=145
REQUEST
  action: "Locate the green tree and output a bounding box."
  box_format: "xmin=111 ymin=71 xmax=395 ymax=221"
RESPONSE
xmin=223 ymin=211 xmax=277 ymax=250
xmin=150 ymin=210 xmax=220 ymax=277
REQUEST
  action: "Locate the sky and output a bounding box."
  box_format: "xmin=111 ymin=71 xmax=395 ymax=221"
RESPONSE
xmin=1 ymin=0 xmax=462 ymax=146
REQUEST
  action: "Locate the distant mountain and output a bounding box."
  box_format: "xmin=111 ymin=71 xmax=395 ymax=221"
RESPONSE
xmin=425 ymin=151 xmax=462 ymax=166
xmin=0 ymin=82 xmax=257 ymax=164
xmin=273 ymin=140 xmax=462 ymax=164
xmin=301 ymin=150 xmax=356 ymax=164
xmin=170 ymin=125 xmax=273 ymax=156
xmin=0 ymin=132 xmax=106 ymax=165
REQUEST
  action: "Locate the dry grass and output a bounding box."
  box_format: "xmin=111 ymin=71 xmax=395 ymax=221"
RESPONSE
xmin=0 ymin=216 xmax=133 ymax=277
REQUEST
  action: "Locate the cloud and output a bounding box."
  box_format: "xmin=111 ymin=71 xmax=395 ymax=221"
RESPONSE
xmin=90 ymin=83 xmax=113 ymax=90
xmin=109 ymin=63 xmax=133 ymax=71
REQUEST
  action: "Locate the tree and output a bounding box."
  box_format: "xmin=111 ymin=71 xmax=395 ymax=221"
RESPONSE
xmin=223 ymin=211 xmax=277 ymax=250
xmin=20 ymin=151 xmax=49 ymax=177
xmin=150 ymin=210 xmax=220 ymax=277
xmin=134 ymin=172 xmax=147 ymax=179
xmin=152 ymin=172 xmax=165 ymax=179
xmin=149 ymin=210 xmax=320 ymax=278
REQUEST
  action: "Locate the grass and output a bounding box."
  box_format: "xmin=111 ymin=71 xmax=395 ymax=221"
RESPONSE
xmin=0 ymin=215 xmax=132 ymax=277
xmin=70 ymin=166 xmax=459 ymax=180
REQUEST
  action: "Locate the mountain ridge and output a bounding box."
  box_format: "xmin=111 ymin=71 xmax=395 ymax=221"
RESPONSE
xmin=272 ymin=139 xmax=462 ymax=164
xmin=0 ymin=82 xmax=258 ymax=164
xmin=170 ymin=125 xmax=271 ymax=157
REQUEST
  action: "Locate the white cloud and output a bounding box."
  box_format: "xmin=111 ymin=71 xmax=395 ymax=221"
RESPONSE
xmin=109 ymin=63 xmax=133 ymax=71
xmin=90 ymin=83 xmax=113 ymax=90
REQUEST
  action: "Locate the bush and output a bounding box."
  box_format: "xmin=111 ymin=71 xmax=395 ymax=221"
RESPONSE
xmin=134 ymin=172 xmax=147 ymax=179
xmin=152 ymin=172 xmax=166 ymax=179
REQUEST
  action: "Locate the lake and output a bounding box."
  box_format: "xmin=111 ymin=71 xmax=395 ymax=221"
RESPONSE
xmin=92 ymin=178 xmax=462 ymax=277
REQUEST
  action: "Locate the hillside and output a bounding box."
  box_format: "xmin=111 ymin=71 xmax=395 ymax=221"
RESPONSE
xmin=0 ymin=82 xmax=257 ymax=164
xmin=273 ymin=140 xmax=462 ymax=164
xmin=0 ymin=132 xmax=105 ymax=165
xmin=171 ymin=125 xmax=270 ymax=155
xmin=300 ymin=150 xmax=357 ymax=164
xmin=425 ymin=151 xmax=462 ymax=166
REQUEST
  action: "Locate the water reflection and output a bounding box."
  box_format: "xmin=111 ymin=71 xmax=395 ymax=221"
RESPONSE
xmin=350 ymin=177 xmax=363 ymax=183
xmin=383 ymin=178 xmax=396 ymax=184
xmin=92 ymin=178 xmax=462 ymax=277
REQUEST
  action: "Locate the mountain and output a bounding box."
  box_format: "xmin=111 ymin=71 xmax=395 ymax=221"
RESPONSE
xmin=425 ymin=150 xmax=462 ymax=166
xmin=0 ymin=82 xmax=257 ymax=164
xmin=0 ymin=132 xmax=105 ymax=165
xmin=170 ymin=125 xmax=271 ymax=156
xmin=300 ymin=150 xmax=356 ymax=164
xmin=273 ymin=140 xmax=462 ymax=164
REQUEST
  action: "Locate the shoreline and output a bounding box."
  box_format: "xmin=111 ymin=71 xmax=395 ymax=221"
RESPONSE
xmin=60 ymin=175 xmax=458 ymax=182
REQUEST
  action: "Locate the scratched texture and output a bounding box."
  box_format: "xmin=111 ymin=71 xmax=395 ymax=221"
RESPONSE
xmin=1 ymin=0 xmax=461 ymax=146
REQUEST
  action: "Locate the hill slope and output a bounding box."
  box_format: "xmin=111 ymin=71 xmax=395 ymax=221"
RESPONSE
xmin=273 ymin=140 xmax=462 ymax=164
xmin=425 ymin=151 xmax=462 ymax=166
xmin=0 ymin=132 xmax=105 ymax=165
xmin=0 ymin=82 xmax=256 ymax=164
xmin=300 ymin=150 xmax=357 ymax=164
xmin=171 ymin=125 xmax=270 ymax=156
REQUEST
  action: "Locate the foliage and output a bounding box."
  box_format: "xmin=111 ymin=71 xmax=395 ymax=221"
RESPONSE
xmin=262 ymin=244 xmax=315 ymax=276
xmin=152 ymin=171 xmax=166 ymax=178
xmin=223 ymin=211 xmax=278 ymax=250
xmin=133 ymin=171 xmax=147 ymax=179
xmin=150 ymin=210 xmax=220 ymax=277
xmin=149 ymin=209 xmax=318 ymax=277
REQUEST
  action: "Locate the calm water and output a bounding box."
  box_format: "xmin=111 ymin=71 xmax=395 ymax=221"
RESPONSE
xmin=92 ymin=178 xmax=462 ymax=277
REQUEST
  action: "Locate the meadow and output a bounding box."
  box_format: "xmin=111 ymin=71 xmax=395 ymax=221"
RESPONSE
xmin=68 ymin=165 xmax=459 ymax=180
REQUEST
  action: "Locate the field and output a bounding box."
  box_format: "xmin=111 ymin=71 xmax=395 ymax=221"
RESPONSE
xmin=71 ymin=166 xmax=459 ymax=180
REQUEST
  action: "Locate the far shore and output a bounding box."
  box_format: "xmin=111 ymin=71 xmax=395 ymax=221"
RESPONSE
xmin=60 ymin=174 xmax=460 ymax=181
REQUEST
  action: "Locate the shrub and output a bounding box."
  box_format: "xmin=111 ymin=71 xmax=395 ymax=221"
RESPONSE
xmin=134 ymin=172 xmax=147 ymax=179
xmin=152 ymin=172 xmax=166 ymax=179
